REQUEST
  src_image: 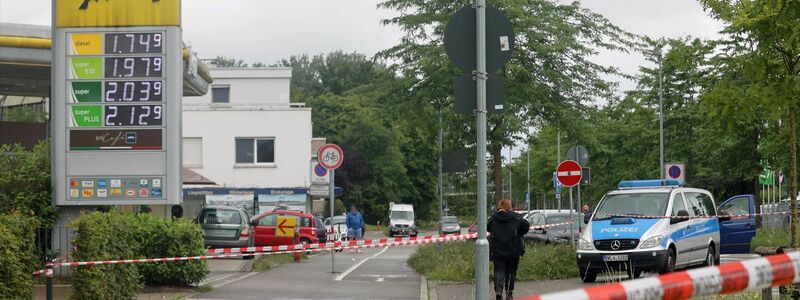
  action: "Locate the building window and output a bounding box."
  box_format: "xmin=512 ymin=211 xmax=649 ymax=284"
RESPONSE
xmin=183 ymin=137 xmax=202 ymax=167
xmin=212 ymin=86 xmax=230 ymax=103
xmin=235 ymin=138 xmax=275 ymax=164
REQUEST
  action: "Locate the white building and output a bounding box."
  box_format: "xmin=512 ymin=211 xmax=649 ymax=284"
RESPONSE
xmin=181 ymin=67 xmax=313 ymax=217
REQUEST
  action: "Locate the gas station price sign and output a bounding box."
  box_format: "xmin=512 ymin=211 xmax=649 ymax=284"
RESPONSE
xmin=53 ymin=0 xmax=182 ymax=206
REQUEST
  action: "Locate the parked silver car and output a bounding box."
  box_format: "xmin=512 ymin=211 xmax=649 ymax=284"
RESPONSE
xmin=440 ymin=216 xmax=461 ymax=234
xmin=525 ymin=212 xmax=583 ymax=244
xmin=196 ymin=206 xmax=253 ymax=248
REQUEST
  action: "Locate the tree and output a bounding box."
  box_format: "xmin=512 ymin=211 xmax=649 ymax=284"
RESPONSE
xmin=378 ymin=0 xmax=637 ymax=201
xmin=700 ymin=0 xmax=800 ymax=246
xmin=210 ymin=55 xmax=248 ymax=68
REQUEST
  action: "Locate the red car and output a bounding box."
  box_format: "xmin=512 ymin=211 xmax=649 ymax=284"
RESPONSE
xmin=250 ymin=210 xmax=326 ymax=246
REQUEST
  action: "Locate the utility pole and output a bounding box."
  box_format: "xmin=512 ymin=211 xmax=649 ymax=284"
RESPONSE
xmin=474 ymin=0 xmax=490 ymax=298
xmin=658 ymin=48 xmax=664 ymax=179
xmin=527 ymin=144 xmax=531 ymax=212
xmin=508 ymin=147 xmax=512 ymax=206
xmin=438 ymin=108 xmax=444 ymax=252
xmin=557 ymin=129 xmax=561 ymax=210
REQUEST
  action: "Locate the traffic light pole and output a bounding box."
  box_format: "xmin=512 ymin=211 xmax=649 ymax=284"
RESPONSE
xmin=474 ymin=0 xmax=490 ymax=298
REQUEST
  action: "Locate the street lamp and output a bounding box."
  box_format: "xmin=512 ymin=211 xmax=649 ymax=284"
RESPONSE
xmin=644 ymin=43 xmax=664 ymax=179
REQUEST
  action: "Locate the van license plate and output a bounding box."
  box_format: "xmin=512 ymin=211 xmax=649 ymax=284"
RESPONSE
xmin=603 ymin=255 xmax=628 ymax=262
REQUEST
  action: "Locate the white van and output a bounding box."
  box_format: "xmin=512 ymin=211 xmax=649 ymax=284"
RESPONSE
xmin=577 ymin=180 xmax=756 ymax=282
xmin=388 ymin=203 xmax=417 ymax=237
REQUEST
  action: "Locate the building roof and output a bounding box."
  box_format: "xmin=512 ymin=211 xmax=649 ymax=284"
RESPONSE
xmin=183 ymin=168 xmax=217 ymax=185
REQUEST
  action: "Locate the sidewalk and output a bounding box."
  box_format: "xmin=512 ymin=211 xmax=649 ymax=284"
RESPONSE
xmin=429 ymin=278 xmax=583 ymax=300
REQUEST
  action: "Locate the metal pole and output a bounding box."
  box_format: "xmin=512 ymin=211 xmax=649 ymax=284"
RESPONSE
xmin=527 ymin=145 xmax=531 ymax=212
xmin=439 ymin=108 xmax=444 ymax=252
xmin=330 ymin=169 xmax=336 ymax=273
xmin=658 ymin=49 xmax=664 ymax=179
xmin=577 ymin=183 xmax=582 ymax=234
xmin=569 ymin=187 xmax=575 ymax=248
xmin=474 ymin=0 xmax=490 ymax=298
xmin=508 ymin=147 xmax=512 ymax=205
xmin=46 ymin=256 xmax=53 ymax=300
xmin=557 ymin=129 xmax=561 ymax=210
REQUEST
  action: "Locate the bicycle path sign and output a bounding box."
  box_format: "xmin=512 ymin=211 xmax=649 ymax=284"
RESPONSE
xmin=318 ymin=144 xmax=344 ymax=170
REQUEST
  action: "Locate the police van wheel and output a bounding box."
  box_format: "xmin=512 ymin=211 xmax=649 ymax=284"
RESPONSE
xmin=580 ymin=269 xmax=597 ymax=283
xmin=702 ymin=246 xmax=715 ymax=267
xmin=660 ymin=247 xmax=676 ymax=274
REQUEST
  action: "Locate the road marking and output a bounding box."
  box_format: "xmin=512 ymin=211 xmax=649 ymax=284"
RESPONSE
xmin=210 ymin=272 xmax=259 ymax=288
xmin=335 ymin=246 xmax=389 ymax=281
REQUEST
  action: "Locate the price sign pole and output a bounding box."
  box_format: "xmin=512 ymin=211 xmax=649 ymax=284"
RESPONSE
xmin=318 ymin=144 xmax=344 ymax=273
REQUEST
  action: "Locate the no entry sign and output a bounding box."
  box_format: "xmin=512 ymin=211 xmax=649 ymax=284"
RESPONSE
xmin=556 ymin=160 xmax=583 ymax=187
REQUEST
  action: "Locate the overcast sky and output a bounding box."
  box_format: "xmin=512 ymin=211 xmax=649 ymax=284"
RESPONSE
xmin=1 ymin=0 xmax=723 ymax=91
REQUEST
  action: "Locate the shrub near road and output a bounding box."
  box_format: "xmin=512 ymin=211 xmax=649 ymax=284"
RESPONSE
xmin=0 ymin=213 xmax=39 ymax=299
xmin=71 ymin=210 xmax=208 ymax=299
xmin=409 ymin=241 xmax=578 ymax=282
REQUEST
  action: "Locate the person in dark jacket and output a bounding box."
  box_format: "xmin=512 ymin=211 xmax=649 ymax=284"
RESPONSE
xmin=488 ymin=199 xmax=530 ymax=300
xmin=582 ymin=204 xmax=593 ymax=224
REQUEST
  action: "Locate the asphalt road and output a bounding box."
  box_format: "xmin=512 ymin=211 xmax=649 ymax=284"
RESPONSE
xmin=190 ymin=232 xmax=423 ymax=300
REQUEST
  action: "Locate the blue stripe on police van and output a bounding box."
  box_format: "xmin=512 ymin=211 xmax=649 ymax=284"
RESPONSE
xmin=591 ymin=218 xmax=661 ymax=240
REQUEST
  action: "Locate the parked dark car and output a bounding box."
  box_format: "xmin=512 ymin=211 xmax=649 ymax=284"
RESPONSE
xmin=196 ymin=206 xmax=253 ymax=248
xmin=525 ymin=212 xmax=583 ymax=244
xmin=440 ymin=216 xmax=461 ymax=234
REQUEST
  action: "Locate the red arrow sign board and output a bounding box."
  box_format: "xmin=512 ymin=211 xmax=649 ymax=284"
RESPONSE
xmin=556 ymin=160 xmax=583 ymax=187
xmin=276 ymin=216 xmax=296 ymax=237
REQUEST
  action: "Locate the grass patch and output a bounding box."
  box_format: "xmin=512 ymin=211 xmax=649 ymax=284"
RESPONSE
xmin=750 ymin=227 xmax=790 ymax=252
xmin=408 ymin=241 xmax=578 ymax=282
xmin=252 ymin=253 xmax=306 ymax=272
xmin=364 ymin=224 xmax=389 ymax=236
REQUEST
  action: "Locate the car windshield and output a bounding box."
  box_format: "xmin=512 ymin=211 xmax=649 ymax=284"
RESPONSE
xmin=391 ymin=211 xmax=414 ymax=221
xmin=545 ymin=215 xmax=581 ymax=229
xmin=199 ymin=209 xmax=242 ymax=225
xmin=593 ymin=193 xmax=670 ymax=220
xmin=442 ymin=216 xmax=458 ymax=224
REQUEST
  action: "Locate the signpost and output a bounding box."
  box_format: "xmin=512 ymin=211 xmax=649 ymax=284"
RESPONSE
xmin=52 ymin=0 xmax=182 ymax=208
xmin=444 ymin=3 xmax=514 ymax=298
xmin=318 ymin=144 xmax=343 ymax=273
xmin=665 ymin=162 xmax=685 ymax=185
xmin=276 ymin=216 xmax=297 ymax=237
xmin=556 ymin=160 xmax=583 ymax=248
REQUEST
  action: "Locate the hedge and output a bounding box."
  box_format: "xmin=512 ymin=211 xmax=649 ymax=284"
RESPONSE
xmin=0 ymin=213 xmax=39 ymax=299
xmin=70 ymin=210 xmax=208 ymax=299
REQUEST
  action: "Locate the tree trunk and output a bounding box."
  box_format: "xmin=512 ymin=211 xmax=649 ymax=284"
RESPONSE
xmin=790 ymin=108 xmax=798 ymax=248
xmin=492 ymin=145 xmax=503 ymax=202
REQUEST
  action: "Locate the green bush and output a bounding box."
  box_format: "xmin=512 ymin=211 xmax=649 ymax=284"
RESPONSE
xmin=70 ymin=210 xmax=209 ymax=299
xmin=133 ymin=214 xmax=208 ymax=286
xmin=408 ymin=241 xmax=579 ymax=282
xmin=0 ymin=213 xmax=39 ymax=299
xmin=751 ymin=227 xmax=791 ymax=251
xmin=0 ymin=142 xmax=56 ymax=227
xmin=70 ymin=211 xmax=141 ymax=300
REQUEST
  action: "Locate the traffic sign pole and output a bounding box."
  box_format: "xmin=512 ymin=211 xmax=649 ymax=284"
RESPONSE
xmin=330 ymin=168 xmax=335 ymax=273
xmin=474 ymin=0 xmax=490 ymax=299
xmin=569 ymin=187 xmax=574 ymax=248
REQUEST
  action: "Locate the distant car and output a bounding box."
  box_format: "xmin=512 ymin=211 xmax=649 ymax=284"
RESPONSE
xmin=525 ymin=212 xmax=583 ymax=244
xmin=324 ymin=215 xmax=348 ymax=243
xmin=196 ymin=206 xmax=253 ymax=248
xmin=250 ymin=210 xmax=325 ymax=247
xmin=440 ymin=216 xmax=461 ymax=234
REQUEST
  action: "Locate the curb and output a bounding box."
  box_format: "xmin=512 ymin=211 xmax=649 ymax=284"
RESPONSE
xmin=420 ymin=275 xmax=429 ymax=300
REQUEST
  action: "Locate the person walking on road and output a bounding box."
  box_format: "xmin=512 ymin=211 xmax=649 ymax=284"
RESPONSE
xmin=488 ymin=199 xmax=530 ymax=300
xmin=346 ymin=205 xmax=365 ymax=254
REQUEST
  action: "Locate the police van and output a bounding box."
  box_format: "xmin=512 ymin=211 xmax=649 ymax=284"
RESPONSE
xmin=577 ymin=180 xmax=756 ymax=282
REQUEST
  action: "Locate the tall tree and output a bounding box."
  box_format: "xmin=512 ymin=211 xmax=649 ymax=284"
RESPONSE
xmin=379 ymin=0 xmax=636 ymax=201
xmin=701 ymin=0 xmax=800 ymax=246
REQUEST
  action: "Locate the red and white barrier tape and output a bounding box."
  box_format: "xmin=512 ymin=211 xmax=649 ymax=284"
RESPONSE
xmin=207 ymin=232 xmax=474 ymax=254
xmin=530 ymin=221 xmax=574 ymax=230
xmin=523 ymin=251 xmax=800 ymax=300
xmin=33 ymin=232 xmax=478 ymax=275
xmin=593 ymin=210 xmax=792 ymax=220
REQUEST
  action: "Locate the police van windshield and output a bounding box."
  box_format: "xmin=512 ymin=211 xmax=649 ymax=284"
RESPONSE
xmin=593 ymin=193 xmax=669 ymax=220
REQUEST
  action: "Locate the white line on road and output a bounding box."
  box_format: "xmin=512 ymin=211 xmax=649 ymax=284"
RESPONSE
xmin=335 ymin=246 xmax=389 ymax=281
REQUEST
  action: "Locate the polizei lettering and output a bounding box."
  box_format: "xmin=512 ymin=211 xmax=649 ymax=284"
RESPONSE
xmin=599 ymin=227 xmax=638 ymax=233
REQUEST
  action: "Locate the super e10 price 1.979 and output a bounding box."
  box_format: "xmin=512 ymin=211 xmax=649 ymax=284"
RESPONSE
xmin=105 ymin=57 xmax=163 ymax=78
